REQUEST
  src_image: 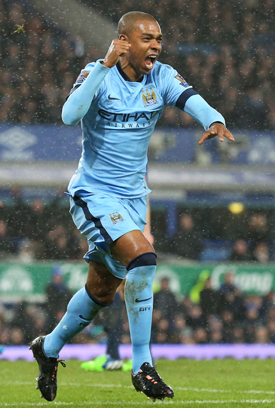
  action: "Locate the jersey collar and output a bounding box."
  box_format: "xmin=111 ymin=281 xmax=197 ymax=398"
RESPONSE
xmin=116 ymin=61 xmax=144 ymax=83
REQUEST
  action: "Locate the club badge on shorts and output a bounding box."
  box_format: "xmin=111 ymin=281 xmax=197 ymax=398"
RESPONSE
xmin=109 ymin=212 xmax=123 ymax=224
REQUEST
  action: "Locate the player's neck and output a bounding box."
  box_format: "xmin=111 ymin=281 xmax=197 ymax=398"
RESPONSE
xmin=119 ymin=58 xmax=143 ymax=82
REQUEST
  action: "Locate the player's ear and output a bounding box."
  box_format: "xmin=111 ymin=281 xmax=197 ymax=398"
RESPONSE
xmin=119 ymin=34 xmax=129 ymax=42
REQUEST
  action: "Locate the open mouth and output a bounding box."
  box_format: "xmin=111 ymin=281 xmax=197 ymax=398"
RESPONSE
xmin=144 ymin=55 xmax=157 ymax=69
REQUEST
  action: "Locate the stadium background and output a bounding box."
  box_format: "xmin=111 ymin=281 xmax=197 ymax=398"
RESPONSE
xmin=1 ymin=0 xmax=275 ymax=348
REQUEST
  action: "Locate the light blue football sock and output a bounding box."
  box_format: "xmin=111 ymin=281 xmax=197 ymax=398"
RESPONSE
xmin=125 ymin=252 xmax=157 ymax=374
xmin=44 ymin=285 xmax=105 ymax=358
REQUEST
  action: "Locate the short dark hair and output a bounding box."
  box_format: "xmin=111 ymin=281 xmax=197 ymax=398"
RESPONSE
xmin=117 ymin=11 xmax=158 ymax=37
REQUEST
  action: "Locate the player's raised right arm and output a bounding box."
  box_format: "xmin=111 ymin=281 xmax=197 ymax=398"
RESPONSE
xmin=62 ymin=40 xmax=130 ymax=126
xmin=62 ymin=61 xmax=110 ymax=126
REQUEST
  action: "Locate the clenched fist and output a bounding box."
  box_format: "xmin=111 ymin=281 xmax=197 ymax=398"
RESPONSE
xmin=102 ymin=39 xmax=131 ymax=68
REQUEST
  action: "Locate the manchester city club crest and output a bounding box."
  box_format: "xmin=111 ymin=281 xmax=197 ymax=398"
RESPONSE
xmin=142 ymin=88 xmax=158 ymax=107
xmin=109 ymin=212 xmax=123 ymax=224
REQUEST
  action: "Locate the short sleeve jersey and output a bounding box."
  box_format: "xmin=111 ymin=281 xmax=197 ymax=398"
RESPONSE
xmin=68 ymin=60 xmax=192 ymax=198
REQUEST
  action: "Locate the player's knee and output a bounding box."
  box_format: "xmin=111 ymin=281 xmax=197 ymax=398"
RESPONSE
xmin=126 ymin=252 xmax=157 ymax=271
xmin=85 ymin=283 xmax=115 ymax=306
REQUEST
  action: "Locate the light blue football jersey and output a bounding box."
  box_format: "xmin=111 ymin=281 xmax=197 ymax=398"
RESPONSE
xmin=67 ymin=60 xmax=222 ymax=198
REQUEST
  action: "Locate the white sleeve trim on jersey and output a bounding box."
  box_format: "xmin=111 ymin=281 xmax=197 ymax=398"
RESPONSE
xmin=62 ymin=61 xmax=110 ymax=126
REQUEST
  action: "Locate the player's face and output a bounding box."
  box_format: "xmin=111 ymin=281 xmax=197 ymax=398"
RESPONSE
xmin=125 ymin=20 xmax=162 ymax=77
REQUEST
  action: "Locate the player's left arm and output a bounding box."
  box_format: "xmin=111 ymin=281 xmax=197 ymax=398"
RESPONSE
xmin=163 ymin=67 xmax=234 ymax=144
xmin=182 ymin=95 xmax=234 ymax=145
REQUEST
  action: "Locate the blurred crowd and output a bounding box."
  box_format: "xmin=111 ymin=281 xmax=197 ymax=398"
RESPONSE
xmin=1 ymin=0 xmax=275 ymax=129
xmin=152 ymin=273 xmax=275 ymax=345
xmin=0 ymin=189 xmax=88 ymax=262
xmin=1 ymin=272 xmax=275 ymax=346
xmin=0 ymin=189 xmax=274 ymax=262
xmin=167 ymin=211 xmax=275 ymax=262
xmin=1 ymin=0 xmax=86 ymax=124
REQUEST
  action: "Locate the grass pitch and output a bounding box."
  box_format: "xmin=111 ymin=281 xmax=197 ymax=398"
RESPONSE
xmin=1 ymin=359 xmax=275 ymax=407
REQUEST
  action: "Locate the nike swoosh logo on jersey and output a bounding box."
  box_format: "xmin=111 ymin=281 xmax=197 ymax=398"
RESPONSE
xmin=135 ymin=297 xmax=152 ymax=303
xmin=108 ymin=94 xmax=120 ymax=100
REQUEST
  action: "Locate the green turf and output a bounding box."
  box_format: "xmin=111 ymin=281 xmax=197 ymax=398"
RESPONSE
xmin=1 ymin=359 xmax=275 ymax=407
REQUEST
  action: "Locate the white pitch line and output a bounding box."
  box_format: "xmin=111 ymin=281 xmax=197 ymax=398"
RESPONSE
xmin=176 ymin=387 xmax=275 ymax=395
xmin=5 ymin=382 xmax=275 ymax=396
xmin=180 ymin=400 xmax=275 ymax=405
xmin=0 ymin=400 xmax=274 ymax=406
xmin=0 ymin=402 xmax=171 ymax=407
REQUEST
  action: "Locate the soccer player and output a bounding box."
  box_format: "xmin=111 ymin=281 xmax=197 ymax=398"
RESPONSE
xmin=30 ymin=11 xmax=234 ymax=402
